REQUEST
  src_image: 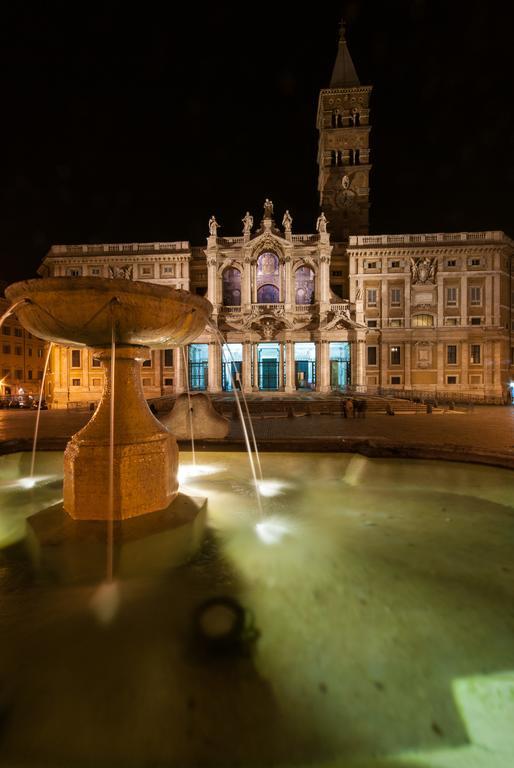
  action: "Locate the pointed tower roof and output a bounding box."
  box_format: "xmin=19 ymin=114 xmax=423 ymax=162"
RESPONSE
xmin=329 ymin=20 xmax=360 ymax=88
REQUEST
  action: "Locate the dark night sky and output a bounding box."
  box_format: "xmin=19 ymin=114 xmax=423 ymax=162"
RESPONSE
xmin=1 ymin=0 xmax=513 ymax=284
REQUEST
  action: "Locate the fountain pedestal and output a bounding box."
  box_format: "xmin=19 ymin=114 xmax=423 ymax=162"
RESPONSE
xmin=64 ymin=345 xmax=178 ymax=520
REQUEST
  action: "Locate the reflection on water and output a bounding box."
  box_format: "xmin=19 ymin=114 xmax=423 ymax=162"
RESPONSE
xmin=1 ymin=450 xmax=514 ymax=766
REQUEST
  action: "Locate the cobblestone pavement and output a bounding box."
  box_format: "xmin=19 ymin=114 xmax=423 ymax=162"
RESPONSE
xmin=1 ymin=406 xmax=513 ymax=454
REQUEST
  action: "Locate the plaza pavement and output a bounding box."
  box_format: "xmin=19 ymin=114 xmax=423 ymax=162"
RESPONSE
xmin=1 ymin=405 xmax=513 ymax=468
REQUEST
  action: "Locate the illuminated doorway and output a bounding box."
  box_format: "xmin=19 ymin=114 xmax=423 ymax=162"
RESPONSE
xmin=294 ymin=342 xmax=316 ymax=389
xmin=258 ymin=342 xmax=280 ymax=390
xmin=330 ymin=342 xmax=351 ymax=389
xmin=222 ymin=343 xmax=243 ymax=391
xmin=188 ymin=344 xmax=208 ymax=391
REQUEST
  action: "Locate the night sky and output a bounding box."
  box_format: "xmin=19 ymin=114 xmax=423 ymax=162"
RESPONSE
xmin=1 ymin=1 xmax=512 ymax=284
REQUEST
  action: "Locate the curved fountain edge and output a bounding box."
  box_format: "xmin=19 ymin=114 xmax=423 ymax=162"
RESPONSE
xmin=2 ymin=436 xmax=514 ymax=471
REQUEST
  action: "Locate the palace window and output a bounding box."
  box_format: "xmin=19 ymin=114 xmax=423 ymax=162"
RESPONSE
xmin=470 ymin=345 xmax=481 ymax=364
xmin=412 ymin=314 xmax=434 ymax=327
xmin=15 ymin=369 xmax=23 ymax=379
xmin=390 ymin=346 xmax=401 ymax=365
xmin=222 ymin=267 xmax=242 ymax=306
xmin=66 ymin=268 xmax=82 ymax=277
xmin=164 ymin=378 xmax=173 ymax=386
xmin=446 ymin=287 xmax=458 ymax=306
xmin=14 ymin=328 xmax=22 ymax=337
xmin=390 ymin=376 xmax=401 ymax=385
xmin=71 ymin=349 xmax=81 ymax=368
xmin=390 ymin=260 xmax=401 ymax=269
xmin=366 ymin=289 xmax=377 ymax=306
xmin=2 ymin=344 xmax=10 ymax=354
xmin=470 ymin=286 xmax=481 ymax=305
xmin=27 ymin=370 xmax=33 ymax=380
xmin=140 ymin=265 xmax=153 ymax=277
xmin=295 ymin=266 xmax=315 ymax=305
xmin=447 ymin=345 xmax=457 ymax=365
xmin=367 ymin=346 xmax=377 ymax=366
xmin=91 ymin=357 xmax=101 ymax=367
xmin=15 ymin=346 xmax=22 ymax=355
xmin=367 ymin=319 xmax=378 ymax=328
xmin=390 ymin=287 xmax=401 ymax=306
xmin=470 ymin=317 xmax=481 ymax=325
xmin=164 ymin=349 xmax=174 ymax=367
xmin=2 ymin=326 xmax=10 ymax=335
xmin=92 ymin=378 xmax=102 ymax=387
xmin=447 ymin=375 xmax=458 ymax=385
xmin=446 ymin=259 xmax=457 ymax=268
xmin=71 ymin=378 xmax=80 ymax=386
xmin=469 ymin=258 xmax=481 ymax=267
xmin=90 ymin=267 xmax=101 ymax=276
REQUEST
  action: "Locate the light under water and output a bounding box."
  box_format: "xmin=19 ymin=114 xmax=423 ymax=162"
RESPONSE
xmin=1 ymin=450 xmax=513 ymax=767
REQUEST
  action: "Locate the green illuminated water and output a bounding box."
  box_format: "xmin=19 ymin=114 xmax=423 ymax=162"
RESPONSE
xmin=1 ymin=451 xmax=513 ymax=767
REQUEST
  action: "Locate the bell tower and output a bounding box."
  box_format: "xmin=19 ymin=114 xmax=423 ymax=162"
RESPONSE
xmin=316 ymin=22 xmax=372 ymax=242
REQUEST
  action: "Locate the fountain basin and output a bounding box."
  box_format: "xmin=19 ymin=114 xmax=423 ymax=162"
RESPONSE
xmin=1 ymin=449 xmax=514 ymax=766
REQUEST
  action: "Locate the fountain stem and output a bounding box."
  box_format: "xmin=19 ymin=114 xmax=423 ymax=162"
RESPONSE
xmin=63 ymin=344 xmax=178 ymax=520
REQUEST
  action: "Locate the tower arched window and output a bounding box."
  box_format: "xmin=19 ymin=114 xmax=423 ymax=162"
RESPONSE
xmin=222 ymin=267 xmax=241 ymax=306
xmin=337 ymin=150 xmax=344 ymax=166
xmin=354 ymin=111 xmax=360 ymax=126
xmin=355 ymin=149 xmax=361 ymax=165
xmin=348 ymin=149 xmax=354 ymax=165
xmin=294 ymin=265 xmax=315 ymax=305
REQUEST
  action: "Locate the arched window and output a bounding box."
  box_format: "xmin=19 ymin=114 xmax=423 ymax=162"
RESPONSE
xmin=348 ymin=149 xmax=354 ymax=165
xmin=355 ymin=149 xmax=361 ymax=165
xmin=257 ymin=251 xmax=280 ymax=303
xmin=222 ymin=267 xmax=241 ymax=306
xmin=257 ymin=284 xmax=279 ymax=303
xmin=412 ymin=314 xmax=434 ymax=327
xmin=295 ymin=265 xmax=315 ymax=305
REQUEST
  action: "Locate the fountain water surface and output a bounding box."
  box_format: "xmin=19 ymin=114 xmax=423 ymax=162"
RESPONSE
xmin=5 ymin=277 xmax=212 ymax=520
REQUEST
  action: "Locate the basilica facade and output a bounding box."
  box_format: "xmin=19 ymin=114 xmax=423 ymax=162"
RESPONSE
xmin=37 ymin=25 xmax=514 ymax=407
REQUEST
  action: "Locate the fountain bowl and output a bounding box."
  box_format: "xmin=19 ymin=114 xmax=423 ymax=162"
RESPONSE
xmin=5 ymin=277 xmax=211 ymax=348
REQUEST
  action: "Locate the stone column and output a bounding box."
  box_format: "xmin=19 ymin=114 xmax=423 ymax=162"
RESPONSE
xmin=437 ymin=273 xmax=444 ymax=327
xmin=355 ymin=337 xmax=366 ymax=389
xmin=460 ymin=275 xmax=468 ymax=327
xmin=242 ymin=341 xmax=252 ymax=394
xmin=380 ymin=342 xmax=388 ymax=388
xmin=208 ymin=342 xmax=219 ymax=392
xmin=253 ymin=342 xmax=259 ymax=390
xmin=493 ymin=340 xmax=501 ymax=396
xmin=279 ymin=342 xmax=284 ymax=390
xmin=242 ymin=258 xmax=252 ymax=308
xmin=485 ymin=275 xmax=493 ymax=325
xmin=206 ymin=253 xmax=218 ymax=306
xmin=318 ymin=340 xmax=330 ymax=392
xmin=404 ymin=276 xmax=411 ymax=329
xmin=381 ymin=280 xmax=388 ymax=329
xmin=436 ymin=342 xmax=444 ymax=390
xmin=404 ymin=341 xmax=411 ymax=390
xmin=460 ymin=342 xmax=468 ymax=392
xmin=284 ymin=258 xmax=292 ymax=307
xmin=174 ymin=346 xmax=185 ymax=394
xmin=284 ymin=340 xmax=295 ymax=393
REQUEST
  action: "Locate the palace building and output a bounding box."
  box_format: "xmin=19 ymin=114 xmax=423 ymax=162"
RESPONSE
xmin=38 ymin=25 xmax=514 ymax=407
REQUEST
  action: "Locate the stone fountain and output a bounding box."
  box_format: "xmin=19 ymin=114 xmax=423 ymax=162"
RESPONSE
xmin=5 ymin=277 xmax=212 ymax=521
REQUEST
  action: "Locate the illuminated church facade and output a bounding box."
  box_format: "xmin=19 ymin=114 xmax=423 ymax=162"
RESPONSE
xmin=38 ymin=26 xmax=514 ymax=407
